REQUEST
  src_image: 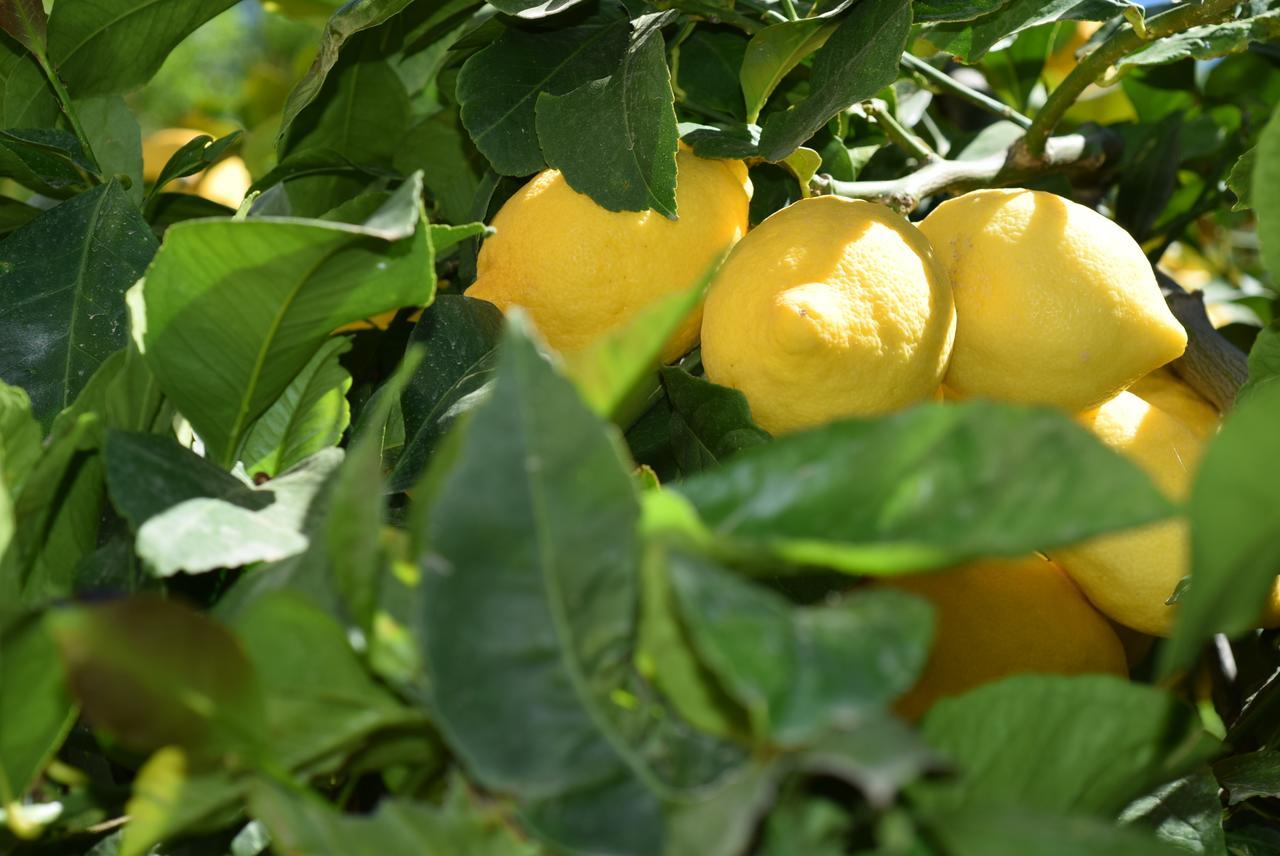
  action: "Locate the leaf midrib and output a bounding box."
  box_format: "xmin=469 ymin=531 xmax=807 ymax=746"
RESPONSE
xmin=59 ymin=185 xmax=111 ymax=411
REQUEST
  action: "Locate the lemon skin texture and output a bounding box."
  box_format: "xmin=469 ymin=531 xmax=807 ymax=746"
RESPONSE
xmin=1128 ymin=367 xmax=1218 ymax=440
xmin=879 ymin=556 xmax=1127 ymax=720
xmin=919 ymin=189 xmax=1187 ymax=412
xmin=467 ymin=150 xmax=751 ymax=363
xmin=1050 ymin=388 xmax=1280 ymax=634
xmin=700 ymin=196 xmax=955 ymax=434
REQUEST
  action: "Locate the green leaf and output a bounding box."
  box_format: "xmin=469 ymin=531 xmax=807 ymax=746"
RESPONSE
xmin=140 ymin=174 xmax=432 ymax=467
xmin=1119 ymin=771 xmax=1228 ymax=855
xmin=149 ymin=131 xmax=242 ymax=198
xmin=1255 ymin=103 xmax=1280 ymax=278
xmin=1161 ymin=381 xmax=1280 ymax=677
xmin=795 ymin=720 xmax=937 ymax=807
xmin=47 ymin=0 xmax=240 ymax=97
xmin=457 ymin=9 xmax=629 ymax=176
xmin=0 ymin=127 xmax=99 ymax=193
xmin=922 ymin=0 xmax=1130 ymax=62
xmin=248 ymin=781 xmax=536 ymax=856
xmin=757 ymin=0 xmax=912 ymax=162
xmin=240 ymin=336 xmax=353 ymax=479
xmin=913 ymin=0 xmax=1012 ymax=23
xmin=48 ymin=595 xmax=266 ymax=759
xmin=389 ymin=295 xmax=503 ymax=493
xmin=666 ymin=763 xmax=779 ymax=856
xmin=0 ymin=0 xmax=48 ymax=57
xmin=396 ymin=110 xmax=483 ymax=223
xmin=490 ymin=0 xmax=589 ymax=15
xmin=1237 ymin=323 xmax=1280 ymax=405
xmin=74 ymin=95 xmax=143 ymax=205
xmin=536 ymin=12 xmax=680 ymax=216
xmin=1215 ymin=750 xmax=1280 ymax=805
xmin=0 ymin=181 xmax=156 ymax=427
xmin=667 ymin=550 xmax=932 ymax=745
xmin=0 ymin=614 xmax=74 ymax=807
xmin=1229 ymin=146 xmax=1256 ymax=211
xmin=671 ymin=401 xmax=1173 ymax=574
xmin=676 ymin=28 xmax=749 ymax=121
xmin=661 ymin=367 xmax=770 ymax=477
xmin=913 ymin=675 xmax=1219 ymax=816
xmin=927 ymin=804 xmax=1188 ymax=856
xmin=1117 ymin=12 xmax=1280 ymax=71
xmin=0 ymin=33 xmax=58 ymax=128
xmin=740 ymin=16 xmax=838 ymax=124
xmin=0 ymin=381 xmax=42 ymax=491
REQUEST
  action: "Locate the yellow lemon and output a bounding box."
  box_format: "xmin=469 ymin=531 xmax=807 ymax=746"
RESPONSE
xmin=1050 ymin=387 xmax=1280 ymax=634
xmin=919 ymin=189 xmax=1187 ymax=412
xmin=467 ymin=149 xmax=751 ymax=362
xmin=1128 ymin=367 xmax=1218 ymax=440
xmin=700 ymin=196 xmax=955 ymax=434
xmin=197 ymin=156 xmax=252 ymax=209
xmin=880 ymin=555 xmax=1127 ymax=720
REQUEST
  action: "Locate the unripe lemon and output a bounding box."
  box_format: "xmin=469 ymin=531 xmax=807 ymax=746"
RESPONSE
xmin=700 ymin=196 xmax=955 ymax=434
xmin=919 ymin=189 xmax=1187 ymax=412
xmin=1050 ymin=385 xmax=1280 ymax=634
xmin=879 ymin=555 xmax=1127 ymax=720
xmin=467 ymin=149 xmax=751 ymax=362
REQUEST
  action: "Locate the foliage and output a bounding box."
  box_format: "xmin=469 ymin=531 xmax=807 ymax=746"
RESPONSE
xmin=0 ymin=0 xmax=1278 ymax=854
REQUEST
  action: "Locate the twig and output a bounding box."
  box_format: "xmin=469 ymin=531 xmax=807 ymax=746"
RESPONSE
xmin=780 ymin=0 xmax=799 ymax=21
xmin=32 ymin=53 xmax=100 ymax=172
xmin=865 ymin=101 xmax=937 ymax=163
xmin=900 ymin=53 xmax=1032 ymax=129
xmin=1157 ymin=270 xmax=1248 ymax=410
xmin=1023 ymin=0 xmax=1243 ymax=157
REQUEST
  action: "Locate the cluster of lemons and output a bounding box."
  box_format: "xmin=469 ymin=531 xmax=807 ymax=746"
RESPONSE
xmin=468 ymin=147 xmax=1280 ymax=715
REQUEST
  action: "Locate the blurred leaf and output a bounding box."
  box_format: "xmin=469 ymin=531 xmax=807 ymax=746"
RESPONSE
xmin=1215 ymin=750 xmax=1280 ymax=804
xmin=1117 ymin=12 xmax=1280 ymax=71
xmin=795 ymin=719 xmax=936 ymax=806
xmin=248 ymin=781 xmax=536 ymax=856
xmin=667 ymin=550 xmax=932 ymax=745
xmin=0 ymin=196 xmax=40 ymax=236
xmin=74 ymin=96 xmax=143 ymax=205
xmin=923 ymin=0 xmax=1129 ymax=62
xmin=389 ymin=295 xmax=503 ymax=493
xmin=927 ymin=804 xmax=1188 ymax=856
xmin=1227 ymin=823 xmax=1280 ymax=856
xmin=671 ymin=401 xmax=1173 ymax=574
xmin=0 ymin=33 xmax=58 ymax=128
xmin=48 ymin=595 xmax=266 ymax=759
xmin=913 ymin=675 xmax=1219 ymax=816
xmin=149 ymin=131 xmax=242 ymax=198
xmin=757 ymin=0 xmax=911 ymax=162
xmin=536 ymin=12 xmax=680 ymax=216
xmin=141 ymin=174 xmax=432 ymax=466
xmin=0 ymin=381 xmax=41 ymax=491
xmin=1255 ymin=103 xmax=1280 ymax=277
xmin=980 ymin=23 xmax=1055 ymax=111
xmin=457 ymin=8 xmax=628 ymax=175
xmin=1228 ymin=146 xmax=1255 ymax=211
xmin=1237 ymin=323 xmax=1280 ymax=405
xmin=47 ymin=0 xmax=240 ymax=97
xmin=1161 ymin=382 xmax=1280 ymax=676
xmin=666 ymin=763 xmax=779 ymax=856
xmin=661 ymin=366 xmax=770 ymax=476
xmin=1119 ymin=771 xmax=1227 ymax=855
xmin=0 ymin=614 xmax=74 ymax=806
xmin=913 ymin=0 xmax=1011 ymax=22
xmin=740 ymin=15 xmax=838 ymax=124
xmin=0 ymin=181 xmax=156 ymax=427
xmin=0 ymin=0 xmax=48 ymax=57
xmin=241 ymin=336 xmax=353 ymax=479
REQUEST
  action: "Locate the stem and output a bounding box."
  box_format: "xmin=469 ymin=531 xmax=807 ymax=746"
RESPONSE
xmin=1157 ymin=271 xmax=1248 ymax=410
xmin=1024 ymin=0 xmax=1243 ymax=156
xmin=866 ymin=101 xmax=937 ymax=163
xmin=33 ymin=53 xmax=99 ymax=172
xmin=780 ymin=0 xmax=799 ymax=20
xmin=900 ymin=53 xmax=1032 ymax=129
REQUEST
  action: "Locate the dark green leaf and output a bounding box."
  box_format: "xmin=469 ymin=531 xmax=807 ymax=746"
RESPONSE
xmin=1161 ymin=381 xmax=1280 ymax=676
xmin=1215 ymin=750 xmax=1280 ymax=804
xmin=396 ymin=110 xmax=484 ymax=223
xmin=681 ymin=121 xmax=762 ymax=159
xmin=661 ymin=366 xmax=770 ymax=477
xmin=0 ymin=196 xmax=40 ymax=236
xmin=389 ymin=295 xmax=503 ymax=493
xmin=47 ymin=0 xmax=240 ymax=97
xmin=740 ymin=15 xmax=838 ymax=124
xmin=48 ymin=595 xmax=266 ymax=759
xmin=0 ymin=182 xmax=156 ymax=427
xmin=0 ymin=0 xmax=48 ymax=57
xmin=0 ymin=614 xmax=74 ymax=806
xmin=913 ymin=675 xmax=1219 ymax=816
xmin=913 ymin=0 xmax=1013 ymax=23
xmin=0 ymin=33 xmax=58 ymax=128
xmin=1115 ymin=113 xmax=1180 ymax=243
xmin=1117 ymin=12 xmax=1280 ymax=71
xmin=457 ymin=10 xmax=629 ymax=175
xmin=536 ymin=12 xmax=680 ymax=216
xmin=149 ymin=131 xmax=242 ymax=198
xmin=1119 ymin=771 xmax=1228 ymax=855
xmin=1229 ymin=146 xmax=1255 ymax=211
xmin=677 ymin=28 xmax=748 ymax=121
xmin=0 ymin=127 xmax=99 ymax=192
xmin=757 ymin=0 xmax=912 ymax=162
xmin=923 ymin=0 xmax=1128 ymax=63
xmin=1226 ymin=822 xmax=1280 ymax=856
xmin=667 ymin=550 xmax=932 ymax=745
xmin=671 ymin=401 xmax=1173 ymax=574
xmin=927 ymin=804 xmax=1188 ymax=856
xmin=1256 ymin=103 xmax=1280 ymax=277
xmin=141 ymin=174 xmax=432 ymax=466
xmin=241 ymin=336 xmax=353 ymax=479
xmin=490 ymin=0 xmax=589 ymax=16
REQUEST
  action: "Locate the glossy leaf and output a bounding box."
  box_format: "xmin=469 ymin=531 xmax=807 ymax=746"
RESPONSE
xmin=536 ymin=12 xmax=680 ymax=216
xmin=662 ymin=367 xmax=770 ymax=476
xmin=913 ymin=0 xmax=1012 ymax=23
xmin=1215 ymin=750 xmax=1280 ymax=805
xmin=0 ymin=181 xmax=156 ymax=427
xmin=0 ymin=127 xmax=99 ymax=193
xmin=922 ymin=0 xmax=1129 ymax=62
xmin=149 ymin=131 xmax=242 ymax=198
xmin=1119 ymin=771 xmax=1228 ymax=855
xmin=140 ymin=174 xmax=432 ymax=466
xmin=490 ymin=0 xmax=589 ymax=16
xmin=757 ymin=0 xmax=911 ymax=162
xmin=1117 ymin=12 xmax=1280 ymax=71
xmin=47 ymin=0 xmax=240 ymax=97
xmin=740 ymin=15 xmax=838 ymax=123
xmin=0 ymin=614 xmax=74 ymax=807
xmin=672 ymin=401 xmax=1173 ymax=573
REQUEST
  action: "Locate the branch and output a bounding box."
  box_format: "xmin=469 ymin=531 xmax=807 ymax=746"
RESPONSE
xmin=865 ymin=100 xmax=937 ymax=163
xmin=1022 ymin=0 xmax=1243 ymax=157
xmin=813 ymin=128 xmax=1116 ymax=213
xmin=1157 ymin=270 xmax=1248 ymax=411
xmin=900 ymin=53 xmax=1032 ymax=129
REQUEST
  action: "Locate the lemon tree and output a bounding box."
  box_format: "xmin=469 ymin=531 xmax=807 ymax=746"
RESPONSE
xmin=1 ymin=0 xmax=1279 ymax=854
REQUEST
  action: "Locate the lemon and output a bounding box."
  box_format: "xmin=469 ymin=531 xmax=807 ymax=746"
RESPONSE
xmin=700 ymin=196 xmax=955 ymax=434
xmin=197 ymin=156 xmax=252 ymax=209
xmin=880 ymin=555 xmax=1127 ymax=720
xmin=1050 ymin=384 xmax=1280 ymax=634
xmin=1128 ymin=367 xmax=1218 ymax=440
xmin=467 ymin=149 xmax=751 ymax=362
xmin=919 ymin=189 xmax=1187 ymax=412
xmin=142 ymin=128 xmax=207 ymax=182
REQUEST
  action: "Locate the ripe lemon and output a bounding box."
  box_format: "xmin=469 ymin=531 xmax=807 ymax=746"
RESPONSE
xmin=1050 ymin=383 xmax=1280 ymax=634
xmin=700 ymin=196 xmax=955 ymax=434
xmin=879 ymin=555 xmax=1127 ymax=720
xmin=919 ymin=189 xmax=1187 ymax=412
xmin=1128 ymin=367 xmax=1218 ymax=440
xmin=197 ymin=156 xmax=252 ymax=209
xmin=466 ymin=149 xmax=751 ymax=362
